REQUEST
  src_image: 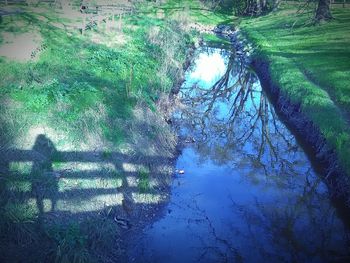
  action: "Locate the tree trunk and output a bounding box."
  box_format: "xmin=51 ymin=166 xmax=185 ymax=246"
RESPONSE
xmin=273 ymin=0 xmax=282 ymax=11
xmin=315 ymin=0 xmax=332 ymax=21
xmin=256 ymin=0 xmax=262 ymax=15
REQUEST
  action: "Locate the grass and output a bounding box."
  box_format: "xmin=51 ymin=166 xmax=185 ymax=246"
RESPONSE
xmin=158 ymin=0 xmax=233 ymax=26
xmin=138 ymin=166 xmax=150 ymax=193
xmin=141 ymin=0 xmax=234 ymax=47
xmin=238 ymin=3 xmax=350 ymax=175
xmin=0 ymin=1 xmax=193 ymax=262
xmin=102 ymin=149 xmax=112 ymax=159
xmin=2 ymin=0 xmax=348 ymax=260
xmin=202 ymin=33 xmax=232 ymax=46
xmin=0 ymin=4 xmax=191 ymax=148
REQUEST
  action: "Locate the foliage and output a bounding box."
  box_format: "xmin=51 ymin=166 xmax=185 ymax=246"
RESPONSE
xmin=201 ymin=0 xmax=280 ymax=16
xmin=232 ymin=0 xmax=281 ymax=16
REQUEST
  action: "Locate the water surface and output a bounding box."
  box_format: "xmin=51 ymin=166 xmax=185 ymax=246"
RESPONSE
xmin=128 ymin=46 xmax=349 ymax=262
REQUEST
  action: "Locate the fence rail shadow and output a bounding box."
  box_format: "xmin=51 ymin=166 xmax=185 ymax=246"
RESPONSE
xmin=0 ymin=134 xmax=171 ymax=222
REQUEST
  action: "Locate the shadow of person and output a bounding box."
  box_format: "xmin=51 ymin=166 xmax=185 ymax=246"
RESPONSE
xmin=30 ymin=134 xmax=59 ymax=222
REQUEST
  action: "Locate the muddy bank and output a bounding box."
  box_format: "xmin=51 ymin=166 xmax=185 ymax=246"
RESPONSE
xmin=118 ymin=41 xmax=201 ymax=260
xmin=251 ymin=58 xmax=350 ymax=219
xmin=250 ymin=51 xmax=350 ymax=218
xmin=217 ymin=23 xmax=350 ymax=215
xmin=211 ymin=24 xmax=350 ymax=218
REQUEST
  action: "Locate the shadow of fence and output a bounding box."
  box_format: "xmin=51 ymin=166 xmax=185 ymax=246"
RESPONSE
xmin=0 ymin=134 xmax=171 ymax=222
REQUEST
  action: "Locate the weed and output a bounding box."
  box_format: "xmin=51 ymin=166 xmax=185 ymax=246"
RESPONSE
xmin=52 ymin=162 xmax=64 ymax=170
xmin=9 ymin=162 xmax=32 ymax=174
xmin=46 ymin=223 xmax=91 ymax=263
xmin=102 ymin=150 xmax=112 ymax=159
xmin=138 ymin=166 xmax=150 ymax=193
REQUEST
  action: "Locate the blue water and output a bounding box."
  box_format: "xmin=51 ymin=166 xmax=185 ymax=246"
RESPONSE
xmin=128 ymin=47 xmax=349 ymax=262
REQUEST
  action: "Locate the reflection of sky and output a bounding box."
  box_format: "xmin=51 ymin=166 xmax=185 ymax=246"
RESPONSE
xmin=183 ymin=48 xmax=262 ymax=126
xmin=129 ymin=47 xmax=349 ymax=263
xmin=183 ymin=49 xmax=230 ymax=122
xmin=186 ymin=50 xmax=227 ymax=89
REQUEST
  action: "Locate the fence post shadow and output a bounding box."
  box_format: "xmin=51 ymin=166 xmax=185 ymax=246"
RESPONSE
xmin=30 ymin=134 xmax=58 ymax=221
xmin=0 ymin=132 xmax=169 ymax=223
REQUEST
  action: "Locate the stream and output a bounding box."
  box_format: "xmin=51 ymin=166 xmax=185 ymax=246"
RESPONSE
xmin=127 ymin=46 xmax=349 ymax=262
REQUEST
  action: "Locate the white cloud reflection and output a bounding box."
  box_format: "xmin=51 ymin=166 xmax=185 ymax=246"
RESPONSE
xmin=190 ymin=51 xmax=226 ymax=84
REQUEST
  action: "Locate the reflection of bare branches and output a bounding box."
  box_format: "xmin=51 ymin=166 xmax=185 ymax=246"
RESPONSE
xmin=170 ymin=47 xmax=350 ymax=262
xmin=227 ymin=172 xmax=350 ymax=262
xmin=197 ymin=215 xmax=242 ymax=263
xmin=181 ymin=197 xmax=242 ymax=263
xmin=177 ymin=48 xmax=301 ymax=182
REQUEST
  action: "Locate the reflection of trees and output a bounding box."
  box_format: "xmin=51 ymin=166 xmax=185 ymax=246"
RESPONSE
xmin=170 ymin=47 xmax=350 ymax=262
xmin=177 ymin=49 xmax=303 ymax=182
xmin=148 ymin=169 xmax=349 ymax=262
xmin=168 ymin=194 xmax=242 ymax=263
xmin=186 ymin=169 xmax=349 ymax=262
xmin=228 ymin=170 xmax=350 ymax=262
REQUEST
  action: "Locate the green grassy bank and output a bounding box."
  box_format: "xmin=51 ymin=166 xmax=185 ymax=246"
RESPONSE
xmin=0 ymin=1 xmax=194 ymax=262
xmin=3 ymin=0 xmax=349 ymax=261
xmin=239 ymin=3 xmax=350 ymax=176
